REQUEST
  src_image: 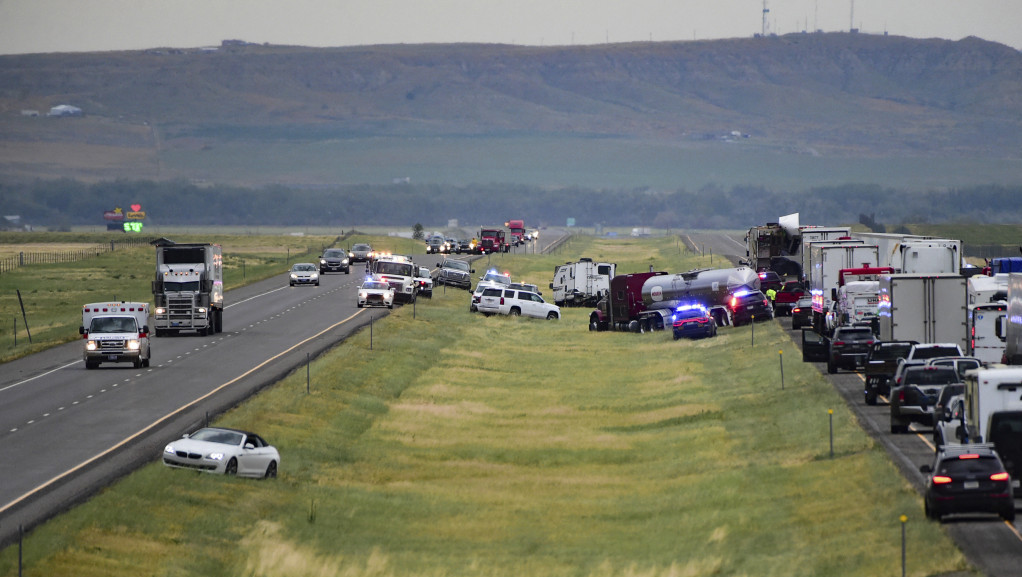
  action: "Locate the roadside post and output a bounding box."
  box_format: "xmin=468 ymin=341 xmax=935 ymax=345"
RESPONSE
xmin=779 ymin=350 xmax=784 ymax=389
xmin=828 ymin=409 xmax=834 ymax=458
xmin=900 ymin=515 xmax=908 ymax=577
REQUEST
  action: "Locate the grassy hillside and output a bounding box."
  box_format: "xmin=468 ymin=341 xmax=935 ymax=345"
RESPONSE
xmin=0 ymin=34 xmax=1020 ymax=190
xmin=0 ymin=235 xmax=970 ymax=576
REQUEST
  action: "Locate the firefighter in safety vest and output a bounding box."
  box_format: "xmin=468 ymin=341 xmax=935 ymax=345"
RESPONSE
xmin=765 ymin=287 xmax=777 ymax=308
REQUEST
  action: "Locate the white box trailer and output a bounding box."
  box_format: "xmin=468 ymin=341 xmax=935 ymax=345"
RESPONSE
xmin=799 ymin=227 xmax=853 ymax=283
xmin=550 ymin=258 xmax=616 ymax=307
xmin=963 ymin=367 xmax=1022 ymax=494
xmin=853 ymin=233 xmax=961 ymax=274
xmin=877 ymin=273 xmax=967 ymax=348
xmin=809 ymin=243 xmax=878 ymax=331
xmin=968 ymin=302 xmax=1007 ymax=363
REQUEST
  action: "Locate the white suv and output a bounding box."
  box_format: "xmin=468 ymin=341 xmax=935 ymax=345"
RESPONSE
xmin=477 ymin=287 xmax=560 ymax=320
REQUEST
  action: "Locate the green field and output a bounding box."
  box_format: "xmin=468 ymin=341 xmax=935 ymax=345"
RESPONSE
xmin=0 ymin=235 xmax=972 ymax=576
xmin=0 ymin=231 xmax=424 ymax=363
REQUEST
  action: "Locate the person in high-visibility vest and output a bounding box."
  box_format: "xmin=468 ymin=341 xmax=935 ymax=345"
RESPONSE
xmin=765 ymin=287 xmax=777 ymax=309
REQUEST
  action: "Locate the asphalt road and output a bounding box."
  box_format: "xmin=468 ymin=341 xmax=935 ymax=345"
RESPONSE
xmin=683 ymin=229 xmax=1022 ymax=577
xmin=0 ymin=234 xmax=558 ymax=548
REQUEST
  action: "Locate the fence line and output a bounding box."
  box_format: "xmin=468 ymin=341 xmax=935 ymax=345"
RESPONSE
xmin=0 ymin=236 xmax=158 ymax=275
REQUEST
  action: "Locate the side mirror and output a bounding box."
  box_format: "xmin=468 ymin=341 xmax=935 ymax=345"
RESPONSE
xmin=142 ymin=325 xmax=150 ymax=334
xmin=245 ymin=443 xmax=255 ymax=450
xmin=995 ymin=315 xmax=1005 ymax=340
xmin=79 ymin=326 xmax=86 ymax=335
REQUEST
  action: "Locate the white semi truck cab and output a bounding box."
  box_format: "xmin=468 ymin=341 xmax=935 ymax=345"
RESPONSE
xmin=152 ymin=241 xmax=224 ymax=336
xmin=80 ymin=302 xmax=151 ymax=369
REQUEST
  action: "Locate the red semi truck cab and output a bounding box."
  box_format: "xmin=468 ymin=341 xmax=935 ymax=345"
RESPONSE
xmin=506 ymin=219 xmax=526 ymax=246
xmin=478 ymin=227 xmax=508 ymax=254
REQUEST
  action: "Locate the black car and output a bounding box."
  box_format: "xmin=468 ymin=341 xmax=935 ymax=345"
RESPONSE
xmin=827 ymin=325 xmax=875 ymax=374
xmin=757 ymin=270 xmax=783 ymax=294
xmin=728 ymin=290 xmax=774 ymax=326
xmin=790 ymin=296 xmax=813 ymax=330
xmin=920 ymin=444 xmax=1015 ymax=522
xmin=671 ymin=305 xmax=717 ymax=340
xmin=318 ymin=248 xmax=351 ymax=274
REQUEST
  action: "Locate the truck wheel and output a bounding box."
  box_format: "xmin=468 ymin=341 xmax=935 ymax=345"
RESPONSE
xmin=546 ymin=312 xmax=558 ymax=320
xmin=509 ymin=307 xmax=521 ymax=316
xmin=143 ymin=356 xmax=151 ymax=368
xmin=827 ymin=359 xmax=837 ymax=374
xmin=388 ymin=303 xmax=393 ymax=309
xmin=133 ymin=357 xmax=142 ymax=369
xmin=890 ymin=420 xmax=908 ymax=434
xmin=85 ymin=360 xmax=98 ymax=370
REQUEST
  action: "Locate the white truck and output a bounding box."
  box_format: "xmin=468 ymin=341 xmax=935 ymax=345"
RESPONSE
xmin=961 ymin=367 xmax=1022 ymax=495
xmin=876 ymin=273 xmax=967 ymax=348
xmin=829 ymin=280 xmax=880 ymax=332
xmin=371 ymin=254 xmax=418 ymax=303
xmin=968 ymin=302 xmax=1007 ymax=363
xmin=853 ymin=233 xmax=961 ymax=274
xmin=996 ymin=273 xmax=1022 ymax=365
xmin=152 ymin=241 xmax=224 ymax=336
xmin=808 ymin=243 xmax=878 ymax=335
xmin=798 ymin=226 xmax=854 ymax=283
xmin=80 ymin=302 xmax=152 ymax=369
xmin=549 ymin=258 xmax=616 ymax=307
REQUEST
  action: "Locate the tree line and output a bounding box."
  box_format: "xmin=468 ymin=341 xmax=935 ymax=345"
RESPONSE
xmin=2 ymin=179 xmax=1019 ymax=231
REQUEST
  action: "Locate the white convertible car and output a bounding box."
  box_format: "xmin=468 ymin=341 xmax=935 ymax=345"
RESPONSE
xmin=163 ymin=427 xmax=280 ymax=478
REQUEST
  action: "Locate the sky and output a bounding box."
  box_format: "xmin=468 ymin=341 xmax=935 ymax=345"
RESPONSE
xmin=0 ymin=0 xmax=1019 ymax=55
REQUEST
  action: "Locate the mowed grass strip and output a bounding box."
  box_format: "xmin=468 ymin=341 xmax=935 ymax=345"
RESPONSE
xmin=0 ymin=236 xmax=969 ymax=577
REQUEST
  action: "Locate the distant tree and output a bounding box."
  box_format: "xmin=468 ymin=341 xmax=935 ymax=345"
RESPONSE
xmin=412 ymin=223 xmax=424 ymax=240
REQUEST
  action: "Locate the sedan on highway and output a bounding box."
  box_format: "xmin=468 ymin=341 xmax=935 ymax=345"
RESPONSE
xmin=163 ymin=427 xmax=279 ymax=478
xmin=289 ymin=263 xmax=320 ymax=286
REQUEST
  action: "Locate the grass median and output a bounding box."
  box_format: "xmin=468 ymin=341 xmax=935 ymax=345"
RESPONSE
xmin=0 ymin=235 xmax=970 ymax=576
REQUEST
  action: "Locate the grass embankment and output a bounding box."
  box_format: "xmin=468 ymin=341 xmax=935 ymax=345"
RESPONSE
xmin=0 ymin=231 xmax=421 ymax=363
xmin=0 ymin=235 xmax=970 ymax=576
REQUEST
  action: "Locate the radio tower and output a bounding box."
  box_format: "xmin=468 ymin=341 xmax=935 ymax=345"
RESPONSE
xmin=761 ymin=0 xmax=770 ymax=36
xmin=849 ymin=0 xmax=857 ymax=32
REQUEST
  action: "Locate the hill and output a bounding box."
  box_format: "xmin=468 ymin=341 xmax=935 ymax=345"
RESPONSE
xmin=0 ymin=33 xmax=1020 ymax=190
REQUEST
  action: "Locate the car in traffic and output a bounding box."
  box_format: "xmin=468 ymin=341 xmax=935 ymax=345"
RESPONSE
xmin=772 ymin=281 xmax=806 ymax=316
xmin=318 ymin=248 xmax=351 ymax=274
xmin=508 ymin=282 xmax=541 ymax=295
xmin=672 ymin=304 xmax=717 ymax=340
xmin=289 ymin=263 xmax=320 ymax=286
xmin=920 ymin=444 xmax=1015 ymax=522
xmin=357 ymin=279 xmax=395 ymax=309
xmin=349 ymin=243 xmax=374 ymax=264
xmin=162 ymin=427 xmax=280 ymax=478
xmin=790 ymin=296 xmax=813 ymax=330
xmin=863 ymin=340 xmax=917 ymax=405
xmin=415 ymin=266 xmax=434 ymax=298
xmin=728 ymin=290 xmax=774 ymax=326
xmin=827 ymin=325 xmax=876 ymax=374
xmin=425 ymin=236 xmax=449 ymax=254
xmin=757 ymin=270 xmax=783 ymax=294
xmin=924 ymin=356 xmax=982 ymax=381
xmin=476 ymin=287 xmax=560 ymax=319
xmin=435 ymin=257 xmax=474 ymax=290
xmin=889 ymin=365 xmax=962 ymax=433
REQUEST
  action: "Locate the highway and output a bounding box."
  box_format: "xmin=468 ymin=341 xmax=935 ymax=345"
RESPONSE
xmin=683 ymin=229 xmax=1022 ymax=577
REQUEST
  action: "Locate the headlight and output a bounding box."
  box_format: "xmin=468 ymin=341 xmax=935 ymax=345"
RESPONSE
xmin=86 ymin=340 xmax=98 ymax=351
xmin=155 ymin=307 xmax=166 ymax=315
xmin=290 ymin=273 xmax=299 ymax=279
xmin=320 ymin=259 xmax=327 ymax=264
xmin=310 ymin=273 xmax=319 ymax=279
xmin=127 ymin=339 xmax=141 ymax=350
xmin=164 ymin=444 xmax=175 ymax=454
xmin=208 ymin=452 xmax=225 ymax=461
xmin=359 ymin=291 xmax=367 ymax=299
xmin=349 ymin=252 xmax=354 ymax=258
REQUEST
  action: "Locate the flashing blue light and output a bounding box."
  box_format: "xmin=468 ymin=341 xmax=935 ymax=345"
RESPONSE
xmin=674 ymin=303 xmax=708 ymax=313
xmin=487 ymin=268 xmax=498 ymax=274
xmin=733 ymin=290 xmax=751 ymax=297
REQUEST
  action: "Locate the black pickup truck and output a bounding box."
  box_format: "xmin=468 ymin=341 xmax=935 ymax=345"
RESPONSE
xmin=863 ymin=340 xmax=917 ymax=405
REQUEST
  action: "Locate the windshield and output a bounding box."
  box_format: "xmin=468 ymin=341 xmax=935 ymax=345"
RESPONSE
xmin=912 ymin=346 xmax=961 ymax=359
xmin=189 ymin=428 xmax=245 ymax=446
xmin=323 ymin=249 xmax=345 ymax=258
xmin=376 ymin=262 xmax=413 ymax=276
xmin=482 ymin=273 xmax=511 ymax=285
xmin=872 ymin=343 xmax=914 ymax=360
xmin=903 ymin=368 xmax=960 ymax=386
xmin=90 ymin=317 xmax=137 ymax=333
xmin=164 ymin=281 xmax=200 ymax=292
xmin=353 ymin=244 xmax=371 ymax=252
xmin=292 ymin=264 xmax=316 ymax=272
xmin=445 ymin=260 xmax=469 ymax=272
xmin=363 ymin=282 xmax=389 ymax=290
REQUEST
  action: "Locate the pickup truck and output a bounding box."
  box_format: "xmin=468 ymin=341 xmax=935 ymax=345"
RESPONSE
xmin=889 ymin=365 xmax=962 ymax=434
xmin=827 ymin=325 xmax=875 ymax=374
xmin=771 ymin=281 xmax=805 ymax=316
xmin=863 ymin=340 xmax=917 ymax=405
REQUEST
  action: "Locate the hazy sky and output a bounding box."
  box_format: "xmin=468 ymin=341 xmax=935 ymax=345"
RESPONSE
xmin=0 ymin=0 xmax=1019 ymax=55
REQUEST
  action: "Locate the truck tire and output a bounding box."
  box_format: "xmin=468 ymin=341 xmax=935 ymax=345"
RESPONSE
xmin=509 ymin=307 xmax=521 ymax=316
xmin=546 ymin=312 xmax=558 ymax=320
xmin=133 ymin=356 xmax=142 ymax=369
xmin=890 ymin=419 xmax=908 ymax=434
xmin=864 ymin=387 xmax=877 ymax=405
xmin=827 ymin=359 xmax=837 ymax=374
xmin=85 ymin=360 xmax=98 ymax=370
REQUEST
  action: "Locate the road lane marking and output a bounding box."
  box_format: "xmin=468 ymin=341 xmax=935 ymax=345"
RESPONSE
xmin=0 ymin=307 xmax=370 ymax=515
